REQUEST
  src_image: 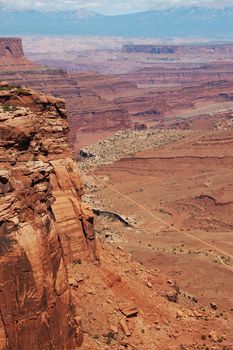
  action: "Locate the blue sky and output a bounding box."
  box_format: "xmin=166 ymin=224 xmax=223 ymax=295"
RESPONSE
xmin=0 ymin=0 xmax=233 ymax=14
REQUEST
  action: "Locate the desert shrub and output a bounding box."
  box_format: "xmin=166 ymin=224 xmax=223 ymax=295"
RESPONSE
xmin=2 ymin=104 xmax=18 ymax=113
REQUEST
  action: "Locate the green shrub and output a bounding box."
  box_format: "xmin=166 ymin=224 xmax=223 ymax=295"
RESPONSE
xmin=2 ymin=104 xmax=18 ymax=113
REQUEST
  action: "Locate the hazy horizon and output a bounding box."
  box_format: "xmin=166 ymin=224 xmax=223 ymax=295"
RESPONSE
xmin=2 ymin=0 xmax=233 ymax=15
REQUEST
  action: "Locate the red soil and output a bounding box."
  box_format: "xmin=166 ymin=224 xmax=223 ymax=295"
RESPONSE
xmin=94 ymin=130 xmax=233 ymax=314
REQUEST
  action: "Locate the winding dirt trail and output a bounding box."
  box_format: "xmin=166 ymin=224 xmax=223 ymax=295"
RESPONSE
xmin=92 ymin=171 xmax=233 ymax=273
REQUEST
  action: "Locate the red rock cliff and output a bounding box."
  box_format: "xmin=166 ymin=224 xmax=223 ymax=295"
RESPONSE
xmin=0 ymin=82 xmax=98 ymax=349
xmin=0 ymin=38 xmax=24 ymax=58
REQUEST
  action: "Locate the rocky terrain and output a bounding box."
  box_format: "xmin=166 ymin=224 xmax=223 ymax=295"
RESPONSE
xmin=2 ymin=37 xmax=233 ymax=156
xmin=1 ymin=36 xmax=233 ymax=349
xmin=77 ymin=126 xmax=233 ymax=349
xmin=78 ymin=128 xmax=191 ymax=173
xmin=81 ymin=126 xmax=233 ymax=322
xmin=0 ymin=38 xmax=135 ymax=151
xmin=0 ymin=82 xmax=100 ymax=349
xmin=21 ymin=38 xmax=233 ymax=135
xmin=2 ymin=82 xmax=232 ymax=350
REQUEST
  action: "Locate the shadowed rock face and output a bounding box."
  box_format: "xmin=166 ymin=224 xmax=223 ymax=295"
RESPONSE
xmin=0 ymin=38 xmax=24 ymax=58
xmin=0 ymin=83 xmax=98 ymax=349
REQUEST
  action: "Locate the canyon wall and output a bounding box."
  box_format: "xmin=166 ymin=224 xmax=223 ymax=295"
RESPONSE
xmin=0 ymin=83 xmax=98 ymax=349
xmin=0 ymin=39 xmax=132 ymax=150
xmin=1 ymin=38 xmax=233 ymax=153
xmin=122 ymin=44 xmax=233 ymax=55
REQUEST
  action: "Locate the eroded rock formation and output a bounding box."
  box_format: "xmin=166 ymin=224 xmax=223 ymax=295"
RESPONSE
xmin=0 ymin=38 xmax=24 ymax=58
xmin=0 ymin=38 xmax=34 ymax=69
xmin=0 ymin=39 xmax=132 ymax=150
xmin=2 ymin=37 xmax=233 ymax=154
xmin=0 ymin=82 xmax=98 ymax=349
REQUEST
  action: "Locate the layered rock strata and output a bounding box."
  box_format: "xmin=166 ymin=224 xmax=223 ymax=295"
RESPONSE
xmin=0 ymin=82 xmax=97 ymax=349
xmin=0 ymin=39 xmax=132 ymax=149
xmin=2 ymin=38 xmax=233 ymax=153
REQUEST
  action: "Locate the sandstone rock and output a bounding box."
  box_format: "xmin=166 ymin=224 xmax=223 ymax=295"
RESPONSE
xmin=0 ymin=84 xmax=98 ymax=349
xmin=176 ymin=311 xmax=183 ymax=319
xmin=119 ymin=318 xmax=131 ymax=337
xmin=210 ymin=302 xmax=217 ymax=310
xmin=119 ymin=301 xmax=139 ymax=317
xmin=0 ymin=38 xmax=24 ymax=58
xmin=0 ymin=81 xmax=9 ymax=87
xmin=110 ymin=325 xmax=118 ymax=334
xmin=105 ymin=271 xmax=122 ymax=288
xmin=166 ymin=290 xmax=178 ymax=303
xmin=209 ymin=330 xmax=219 ymax=342
xmin=147 ymin=281 xmax=153 ymax=288
xmin=193 ymin=310 xmax=202 ymax=319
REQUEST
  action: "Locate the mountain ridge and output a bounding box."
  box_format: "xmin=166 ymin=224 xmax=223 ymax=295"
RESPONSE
xmin=0 ymin=6 xmax=233 ymax=38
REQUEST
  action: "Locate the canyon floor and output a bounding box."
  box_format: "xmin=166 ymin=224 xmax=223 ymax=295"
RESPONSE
xmin=78 ymin=127 xmax=233 ymax=349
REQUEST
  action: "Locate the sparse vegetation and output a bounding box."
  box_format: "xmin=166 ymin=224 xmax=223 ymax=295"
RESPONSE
xmin=105 ymin=331 xmax=115 ymax=345
xmin=2 ymin=104 xmax=18 ymax=113
xmin=0 ymin=84 xmax=15 ymax=91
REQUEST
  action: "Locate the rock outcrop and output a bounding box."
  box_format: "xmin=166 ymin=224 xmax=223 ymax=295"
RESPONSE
xmin=0 ymin=38 xmax=24 ymax=58
xmin=0 ymin=38 xmax=35 ymax=69
xmin=0 ymin=82 xmax=98 ymax=349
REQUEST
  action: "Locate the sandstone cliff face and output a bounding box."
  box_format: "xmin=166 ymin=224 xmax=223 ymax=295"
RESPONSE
xmin=0 ymin=82 xmax=97 ymax=349
xmin=0 ymin=38 xmax=24 ymax=58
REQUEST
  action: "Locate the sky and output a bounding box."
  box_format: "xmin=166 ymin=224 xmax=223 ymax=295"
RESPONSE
xmin=1 ymin=0 xmax=233 ymax=15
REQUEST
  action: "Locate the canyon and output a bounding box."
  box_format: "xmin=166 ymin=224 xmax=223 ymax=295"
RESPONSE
xmin=2 ymin=37 xmax=233 ymax=152
xmin=2 ymin=83 xmax=232 ymax=350
xmin=0 ymin=38 xmax=134 ymax=151
xmin=1 ymin=36 xmax=233 ymax=349
xmin=87 ymin=128 xmax=233 ymax=310
xmin=22 ymin=37 xmax=233 ymax=141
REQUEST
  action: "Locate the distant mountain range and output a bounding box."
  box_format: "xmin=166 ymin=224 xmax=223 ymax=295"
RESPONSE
xmin=1 ymin=6 xmax=233 ymax=38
